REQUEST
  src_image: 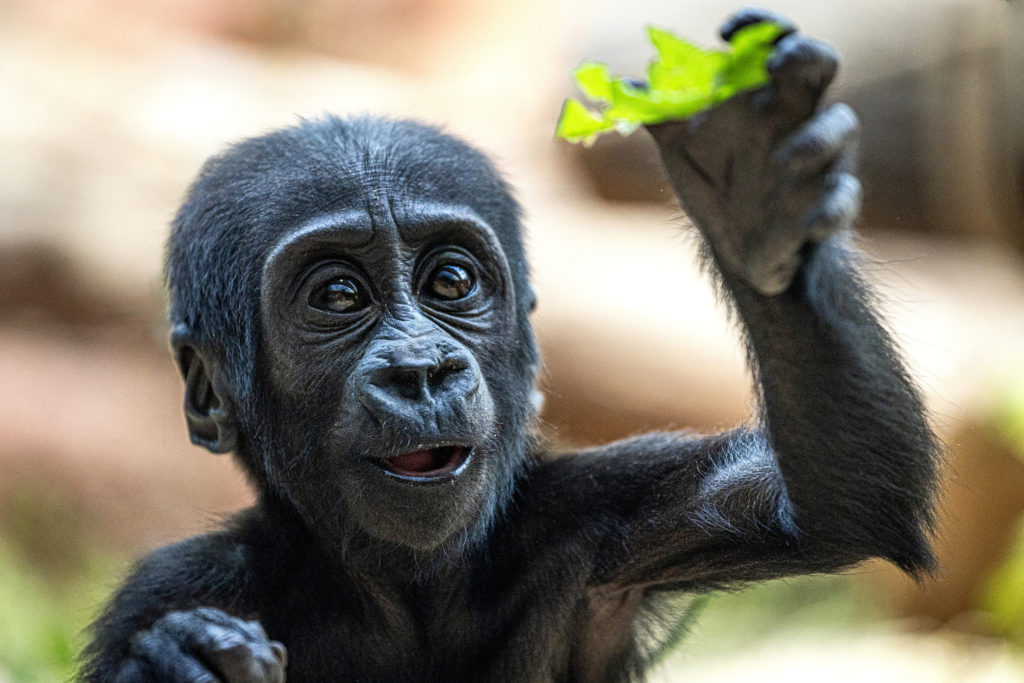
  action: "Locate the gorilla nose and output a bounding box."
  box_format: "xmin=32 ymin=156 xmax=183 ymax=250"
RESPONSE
xmin=370 ymin=356 xmax=471 ymax=402
xmin=354 ymin=339 xmax=482 ymax=426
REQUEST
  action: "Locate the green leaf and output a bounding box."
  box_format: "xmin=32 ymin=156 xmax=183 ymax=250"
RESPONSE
xmin=572 ymin=62 xmax=615 ymax=103
xmin=555 ymin=21 xmax=782 ymax=144
xmin=555 ymin=98 xmax=615 ymax=145
xmin=646 ymin=26 xmax=723 ymax=95
xmin=718 ymin=21 xmax=785 ymax=97
xmin=604 ymin=79 xmax=666 ymax=123
xmin=717 ymin=48 xmax=770 ymax=97
xmin=728 ymin=21 xmax=786 ymax=57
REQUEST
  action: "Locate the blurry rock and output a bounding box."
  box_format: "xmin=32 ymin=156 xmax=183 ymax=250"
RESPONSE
xmin=0 ymin=242 xmax=154 ymax=328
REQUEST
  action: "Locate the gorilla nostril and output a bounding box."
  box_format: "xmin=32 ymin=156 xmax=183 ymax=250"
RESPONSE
xmin=395 ymin=369 xmax=424 ymax=400
xmin=428 ymin=357 xmax=468 ymax=387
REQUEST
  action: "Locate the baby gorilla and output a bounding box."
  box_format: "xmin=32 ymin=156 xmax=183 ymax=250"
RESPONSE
xmin=82 ymin=9 xmax=938 ymax=683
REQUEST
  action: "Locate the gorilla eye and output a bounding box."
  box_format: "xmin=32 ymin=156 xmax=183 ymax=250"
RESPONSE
xmin=427 ymin=265 xmax=475 ymax=300
xmin=311 ymin=277 xmax=366 ymax=313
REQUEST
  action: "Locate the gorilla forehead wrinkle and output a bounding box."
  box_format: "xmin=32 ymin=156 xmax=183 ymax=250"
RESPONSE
xmin=221 ymin=115 xmax=521 ymax=251
xmin=262 ymin=202 xmax=511 ymax=275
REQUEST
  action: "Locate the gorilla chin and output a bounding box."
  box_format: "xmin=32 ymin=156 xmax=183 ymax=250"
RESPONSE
xmin=344 ymin=445 xmax=494 ymax=551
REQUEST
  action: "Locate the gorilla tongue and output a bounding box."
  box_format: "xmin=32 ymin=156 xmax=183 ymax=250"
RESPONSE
xmin=385 ymin=446 xmax=467 ymax=478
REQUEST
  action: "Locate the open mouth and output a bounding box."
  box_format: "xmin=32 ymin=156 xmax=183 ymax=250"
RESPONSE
xmin=382 ymin=445 xmax=471 ymax=481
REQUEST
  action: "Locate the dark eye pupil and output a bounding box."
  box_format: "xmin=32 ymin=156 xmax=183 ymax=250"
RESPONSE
xmin=315 ymin=278 xmax=363 ymax=312
xmin=430 ymin=265 xmax=473 ymax=300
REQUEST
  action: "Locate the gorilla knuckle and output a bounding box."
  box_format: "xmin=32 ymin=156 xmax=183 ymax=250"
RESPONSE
xmin=805 ymin=173 xmax=862 ymax=237
xmin=775 ymin=103 xmax=859 ymax=177
xmin=825 ymin=102 xmax=860 ymax=132
xmin=769 ymin=35 xmax=839 ymax=87
xmin=191 ymin=605 xmax=231 ymax=623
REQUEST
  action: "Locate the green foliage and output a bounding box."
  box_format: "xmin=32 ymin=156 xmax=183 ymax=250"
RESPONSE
xmin=689 ymin=575 xmax=881 ymax=652
xmin=984 ymin=519 xmax=1024 ymax=644
xmin=983 ymin=381 xmax=1024 ymax=645
xmin=647 ymin=575 xmax=882 ymax=676
xmin=991 ymin=383 xmax=1024 ymax=462
xmin=556 ymin=22 xmax=784 ymax=145
xmin=0 ymin=536 xmax=120 ymax=682
xmin=0 ymin=484 xmax=125 ymax=682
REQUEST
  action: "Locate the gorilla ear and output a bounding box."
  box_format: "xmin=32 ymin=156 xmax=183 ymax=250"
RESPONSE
xmin=170 ymin=327 xmax=238 ymax=454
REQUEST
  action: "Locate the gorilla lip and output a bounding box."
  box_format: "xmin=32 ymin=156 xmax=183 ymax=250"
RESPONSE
xmin=382 ymin=445 xmax=471 ymax=481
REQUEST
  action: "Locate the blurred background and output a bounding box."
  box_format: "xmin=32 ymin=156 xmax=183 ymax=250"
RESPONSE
xmin=1 ymin=0 xmax=1023 ymax=680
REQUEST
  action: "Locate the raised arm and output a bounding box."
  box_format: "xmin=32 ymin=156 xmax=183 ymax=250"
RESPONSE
xmin=533 ymin=10 xmax=940 ymax=592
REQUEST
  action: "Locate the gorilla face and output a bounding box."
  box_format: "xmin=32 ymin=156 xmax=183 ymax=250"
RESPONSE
xmin=168 ymin=117 xmax=539 ymax=554
xmin=259 ymin=197 xmax=520 ymax=550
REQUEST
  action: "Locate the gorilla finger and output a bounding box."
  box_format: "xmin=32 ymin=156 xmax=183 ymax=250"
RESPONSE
xmin=270 ymin=641 xmax=288 ymax=669
xmin=129 ymin=631 xmax=220 ymax=682
xmin=768 ymin=35 xmax=839 ymax=91
xmin=775 ymin=103 xmax=859 ymax=177
xmin=203 ymin=640 xmax=287 ymax=683
xmin=719 ymin=7 xmax=797 ymax=42
xmin=190 ymin=606 xmax=254 ymax=630
xmin=159 ymin=611 xmax=284 ymax=682
xmin=164 ymin=607 xmax=263 ymax=645
xmin=804 ymin=173 xmax=862 ymax=240
xmin=195 ymin=607 xmax=277 ymax=648
xmin=767 ymin=35 xmax=839 ymax=123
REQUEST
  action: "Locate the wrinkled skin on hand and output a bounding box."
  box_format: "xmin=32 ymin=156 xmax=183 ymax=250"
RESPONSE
xmin=648 ymin=8 xmax=861 ymax=295
xmin=113 ymin=607 xmax=286 ymax=683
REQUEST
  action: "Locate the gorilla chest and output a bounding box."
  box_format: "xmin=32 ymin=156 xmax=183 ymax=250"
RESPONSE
xmin=274 ymin=582 xmax=639 ymax=682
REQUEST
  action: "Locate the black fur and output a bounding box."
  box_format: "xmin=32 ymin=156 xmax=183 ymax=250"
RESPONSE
xmin=81 ymin=13 xmax=939 ymax=683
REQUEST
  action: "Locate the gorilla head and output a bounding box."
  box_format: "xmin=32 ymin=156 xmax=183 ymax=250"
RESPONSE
xmin=166 ymin=116 xmax=539 ymax=553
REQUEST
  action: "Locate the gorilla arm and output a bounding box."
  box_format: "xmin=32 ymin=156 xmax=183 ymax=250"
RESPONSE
xmin=530 ymin=12 xmax=939 ymax=592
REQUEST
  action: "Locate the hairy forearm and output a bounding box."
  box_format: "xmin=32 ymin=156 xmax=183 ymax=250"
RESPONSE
xmin=719 ymin=235 xmax=939 ymax=574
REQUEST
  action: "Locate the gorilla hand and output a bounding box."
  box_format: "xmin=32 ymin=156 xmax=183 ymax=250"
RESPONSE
xmin=647 ymin=8 xmax=861 ymax=295
xmin=115 ymin=607 xmax=286 ymax=683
